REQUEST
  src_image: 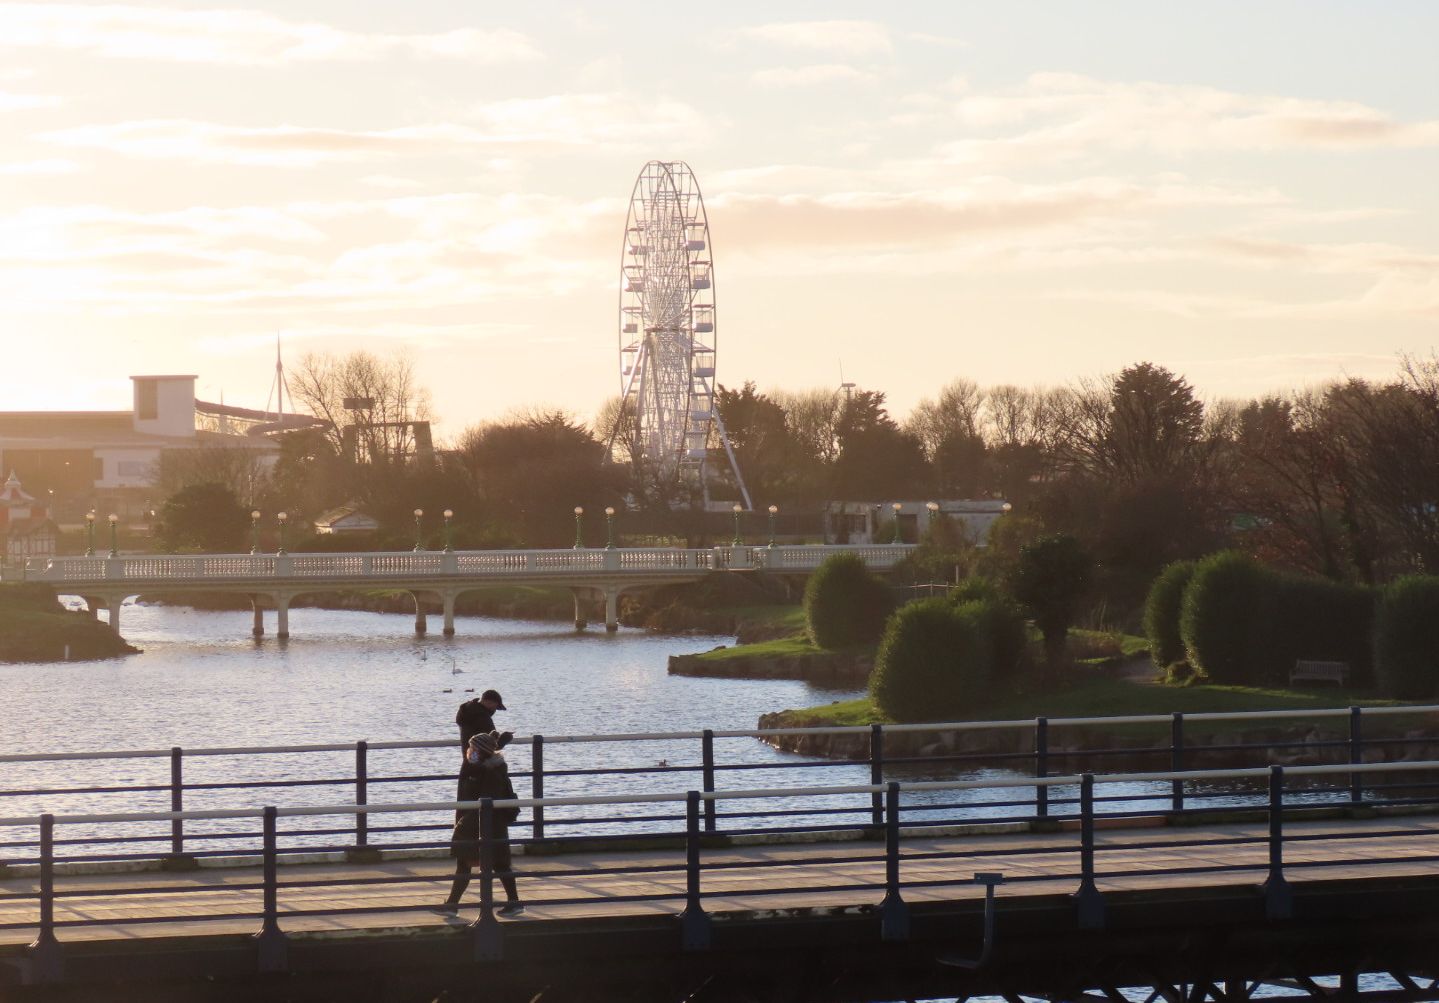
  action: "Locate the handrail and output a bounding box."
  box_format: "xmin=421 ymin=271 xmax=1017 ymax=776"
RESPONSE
xmin=4 ymin=705 xmax=1435 ymax=764
xmin=5 ymin=757 xmax=1439 ymax=830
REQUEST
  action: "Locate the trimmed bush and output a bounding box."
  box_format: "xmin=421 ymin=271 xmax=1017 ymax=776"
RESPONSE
xmin=870 ymin=599 xmax=989 ymax=721
xmin=804 ymin=552 xmax=893 ymax=650
xmin=949 ymin=577 xmax=1002 ymax=605
xmin=1143 ymin=560 xmax=1196 ymax=670
xmin=1180 ymin=552 xmax=1274 ymax=684
xmin=1374 ymin=576 xmax=1439 ymax=699
xmin=1181 ymin=551 xmax=1375 ymax=687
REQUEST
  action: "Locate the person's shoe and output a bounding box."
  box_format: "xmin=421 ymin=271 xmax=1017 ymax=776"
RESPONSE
xmin=497 ymin=901 xmax=525 ymax=916
xmin=428 ymin=902 xmax=459 ymax=916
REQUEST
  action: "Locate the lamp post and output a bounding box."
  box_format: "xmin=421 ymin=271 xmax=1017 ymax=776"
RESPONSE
xmin=573 ymin=506 xmax=584 ymax=549
xmin=767 ymin=504 xmax=778 ymax=548
xmin=250 ymin=510 xmax=261 ymax=554
xmin=604 ymin=506 xmax=616 ymax=550
xmin=731 ymin=504 xmax=743 ymax=547
xmin=84 ymin=512 xmax=95 ymax=557
xmin=891 ymin=502 xmax=903 ymax=544
xmin=1001 ymin=502 xmax=1013 ymax=514
xmin=276 ymin=512 xmax=288 ymax=556
xmin=413 ymin=508 xmax=425 ymax=552
xmin=107 ymin=514 xmax=119 ymax=558
xmin=926 ymin=501 xmax=940 ymax=536
xmin=443 ymin=509 xmax=454 ymax=553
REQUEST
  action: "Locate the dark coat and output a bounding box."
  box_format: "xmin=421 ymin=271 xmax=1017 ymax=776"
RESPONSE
xmin=456 ymin=699 xmax=512 ymax=750
xmin=450 ymin=754 xmax=519 ymax=865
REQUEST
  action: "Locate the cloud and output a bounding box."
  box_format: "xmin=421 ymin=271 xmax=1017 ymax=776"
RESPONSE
xmin=0 ymin=3 xmax=540 ymax=65
xmin=751 ymin=64 xmax=876 ymax=87
xmin=43 ymin=95 xmax=708 ymax=166
xmin=929 ymin=73 xmax=1439 ymax=166
xmin=0 ymin=157 xmax=80 ymax=175
xmin=735 ymin=20 xmax=891 ymax=58
xmin=0 ymin=88 xmax=60 ymax=110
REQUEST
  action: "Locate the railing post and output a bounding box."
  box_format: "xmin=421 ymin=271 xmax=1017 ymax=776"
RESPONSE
xmin=27 ymin=813 xmax=63 ymax=983
xmin=869 ymin=724 xmax=885 ymax=830
xmin=702 ymin=729 xmax=717 ymax=832
xmin=1170 ymin=713 xmax=1185 ymax=813
xmin=255 ymin=806 xmax=287 ymax=972
xmin=1263 ymin=765 xmax=1293 ymax=919
xmin=531 ymin=735 xmax=545 ymax=840
xmin=1348 ymin=706 xmax=1364 ymax=806
xmin=170 ymin=746 xmax=184 ymax=855
xmin=1073 ymin=774 xmax=1105 ymax=929
xmin=1035 ymin=717 xmax=1049 ymax=819
xmin=880 ymin=781 xmax=909 ymax=940
xmin=345 ymin=741 xmax=379 ymax=863
xmin=471 ymin=798 xmax=502 ymax=961
xmin=680 ymin=791 xmax=711 ymax=950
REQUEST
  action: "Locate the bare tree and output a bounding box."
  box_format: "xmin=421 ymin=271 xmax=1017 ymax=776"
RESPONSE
xmin=153 ymin=446 xmax=270 ymax=507
xmin=905 ymin=379 xmax=985 ymax=460
xmin=289 ymin=350 xmax=431 ymax=464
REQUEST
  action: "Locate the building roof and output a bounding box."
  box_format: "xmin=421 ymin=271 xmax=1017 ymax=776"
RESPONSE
xmin=313 ymin=505 xmax=379 ymax=528
xmin=0 ymin=471 xmax=34 ymax=505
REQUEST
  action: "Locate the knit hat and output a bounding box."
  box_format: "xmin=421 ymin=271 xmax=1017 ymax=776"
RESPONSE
xmin=469 ymin=731 xmax=500 ymax=755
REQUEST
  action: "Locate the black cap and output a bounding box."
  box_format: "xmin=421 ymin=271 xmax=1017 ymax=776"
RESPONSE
xmin=481 ymin=689 xmax=506 ymax=710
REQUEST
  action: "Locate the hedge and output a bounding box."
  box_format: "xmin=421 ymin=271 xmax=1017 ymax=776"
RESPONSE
xmin=1179 ymin=551 xmax=1374 ymax=687
xmin=1374 ymin=576 xmax=1439 ymax=699
xmin=1143 ymin=560 xmax=1195 ymax=670
xmin=804 ymin=552 xmax=893 ymax=650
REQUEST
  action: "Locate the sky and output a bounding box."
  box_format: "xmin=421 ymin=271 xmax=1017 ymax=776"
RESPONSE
xmin=2 ymin=1 xmax=1437 ymax=440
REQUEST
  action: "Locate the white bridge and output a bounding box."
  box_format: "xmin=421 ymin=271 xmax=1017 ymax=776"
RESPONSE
xmin=5 ymin=545 xmax=913 ymax=638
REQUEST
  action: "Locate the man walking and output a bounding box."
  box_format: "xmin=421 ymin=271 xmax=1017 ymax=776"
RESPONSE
xmin=457 ymin=689 xmax=513 ymax=749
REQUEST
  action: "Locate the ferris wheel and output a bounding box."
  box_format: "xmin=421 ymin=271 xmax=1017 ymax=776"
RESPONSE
xmin=616 ymin=161 xmax=751 ymax=508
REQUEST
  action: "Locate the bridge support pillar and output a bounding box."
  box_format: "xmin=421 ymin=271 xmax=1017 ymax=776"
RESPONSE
xmin=81 ymin=597 xmax=100 ymax=620
xmin=572 ymin=588 xmax=588 ymax=631
xmin=106 ymin=597 xmax=123 ymax=635
xmin=275 ymin=596 xmax=290 ymax=640
xmin=412 ymin=592 xmax=427 ymax=636
xmin=604 ymin=588 xmax=620 ymax=633
xmin=442 ymin=592 xmax=457 ymax=636
xmin=250 ymin=598 xmax=264 ymax=637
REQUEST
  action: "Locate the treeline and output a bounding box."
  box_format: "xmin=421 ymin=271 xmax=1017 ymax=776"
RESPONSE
xmin=154 ymin=350 xmax=1439 ymax=629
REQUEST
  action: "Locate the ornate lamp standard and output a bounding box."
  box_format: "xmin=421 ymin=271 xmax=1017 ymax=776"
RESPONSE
xmin=604 ymin=506 xmax=616 ymax=550
xmin=276 ymin=512 xmax=288 ymax=556
xmin=413 ymin=508 xmax=425 ymax=552
xmin=443 ymin=509 xmax=454 ymax=553
xmin=1002 ymin=502 xmax=1013 ymax=514
xmin=891 ymin=502 xmax=903 ymax=544
xmin=250 ymin=510 xmax=262 ymax=555
xmin=573 ymin=506 xmax=584 ymax=549
xmin=84 ymin=512 xmax=95 ymax=557
xmin=767 ymin=505 xmax=779 ymax=548
xmin=107 ymin=514 xmax=119 ymax=558
xmin=926 ymin=500 xmax=940 ymax=531
xmin=731 ymin=503 xmax=743 ymax=547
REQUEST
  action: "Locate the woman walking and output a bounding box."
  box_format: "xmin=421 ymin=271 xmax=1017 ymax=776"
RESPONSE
xmin=440 ymin=731 xmax=522 ymax=915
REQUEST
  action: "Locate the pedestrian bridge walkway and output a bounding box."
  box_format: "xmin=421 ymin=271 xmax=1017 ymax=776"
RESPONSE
xmin=2 ymin=543 xmax=911 ymax=637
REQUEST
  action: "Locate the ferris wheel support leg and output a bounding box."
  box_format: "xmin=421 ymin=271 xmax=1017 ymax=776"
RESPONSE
xmin=710 ymin=408 xmax=753 ymax=511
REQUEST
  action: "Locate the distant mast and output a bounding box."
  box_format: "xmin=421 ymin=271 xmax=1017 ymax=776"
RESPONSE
xmin=265 ymin=334 xmax=289 ymax=423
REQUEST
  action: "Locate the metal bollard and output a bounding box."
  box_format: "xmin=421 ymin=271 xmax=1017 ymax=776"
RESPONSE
xmin=880 ymin=781 xmax=909 ymax=940
xmin=27 ymin=814 xmax=63 ymax=983
xmin=255 ymin=806 xmax=287 ymax=972
xmin=680 ymin=791 xmax=711 ymax=950
xmin=1263 ymin=765 xmax=1293 ymax=919
xmin=1073 ymin=774 xmax=1104 ymax=929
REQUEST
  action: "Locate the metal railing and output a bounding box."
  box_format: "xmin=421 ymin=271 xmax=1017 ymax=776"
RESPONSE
xmin=6 ymin=758 xmax=1439 ymax=982
xmin=11 ymin=544 xmax=915 ymax=586
xmin=2 ymin=705 xmax=1437 ymax=870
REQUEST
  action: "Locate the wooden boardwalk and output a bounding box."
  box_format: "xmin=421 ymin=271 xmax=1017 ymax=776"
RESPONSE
xmin=4 ymin=815 xmax=1439 ymax=948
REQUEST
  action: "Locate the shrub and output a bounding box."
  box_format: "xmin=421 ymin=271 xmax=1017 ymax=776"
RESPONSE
xmin=949 ymin=577 xmax=1002 ymax=605
xmin=804 ymin=552 xmax=893 ymax=650
xmin=1179 ymin=551 xmax=1273 ymax=684
xmin=1374 ymin=576 xmax=1439 ymax=699
xmin=966 ymin=595 xmax=1030 ymax=679
xmin=1143 ymin=560 xmax=1196 ymax=670
xmin=1181 ymin=552 xmax=1374 ymax=687
xmin=1270 ymin=573 xmax=1374 ymax=687
xmin=870 ymin=599 xmax=988 ymax=721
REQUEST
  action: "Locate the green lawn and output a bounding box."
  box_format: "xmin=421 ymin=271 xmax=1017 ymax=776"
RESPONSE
xmin=692 ymin=633 xmax=821 ymax=662
xmin=768 ymin=676 xmax=1413 ymax=732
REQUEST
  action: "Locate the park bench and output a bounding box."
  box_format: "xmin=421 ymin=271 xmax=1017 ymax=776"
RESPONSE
xmin=1290 ymin=659 xmax=1350 ymax=687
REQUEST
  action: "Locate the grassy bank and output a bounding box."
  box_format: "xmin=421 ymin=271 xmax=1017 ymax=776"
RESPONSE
xmin=766 ymin=676 xmax=1409 ymax=731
